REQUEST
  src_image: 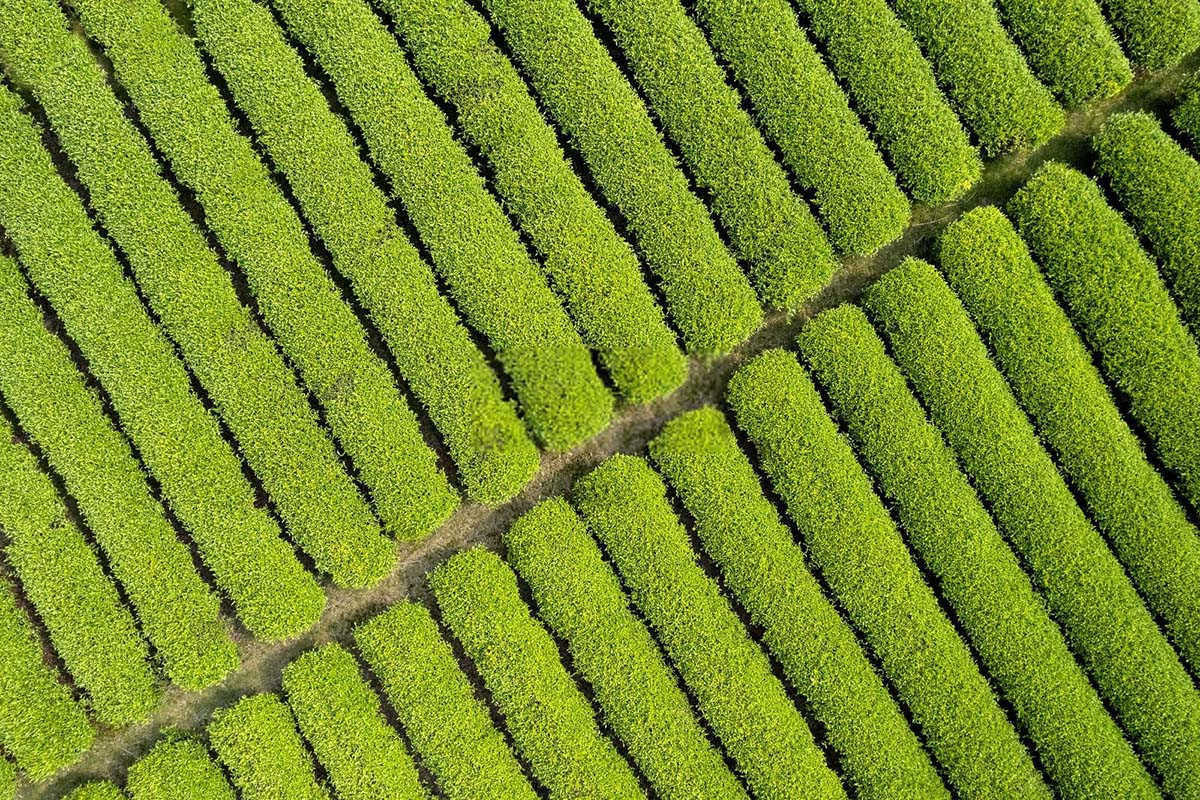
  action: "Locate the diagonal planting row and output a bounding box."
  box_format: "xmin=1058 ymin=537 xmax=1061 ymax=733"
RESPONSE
xmin=5 ymin=0 xmax=1200 ymax=789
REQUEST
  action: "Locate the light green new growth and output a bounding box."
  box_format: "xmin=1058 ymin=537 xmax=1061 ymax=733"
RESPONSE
xmin=63 ymin=782 xmax=126 ymax=800
xmin=430 ymin=548 xmax=643 ymax=799
xmin=0 ymin=113 xmax=235 ymax=687
xmin=991 ymin=0 xmax=1130 ymax=105
xmin=283 ymin=644 xmax=426 ymax=800
xmin=0 ymin=583 xmax=92 ymax=780
xmin=864 ymin=256 xmax=1200 ymax=800
xmin=0 ymin=419 xmax=158 ymax=726
xmin=355 ymin=603 xmax=536 ymax=800
xmin=125 ymin=737 xmax=234 ymax=800
xmin=350 ymin=604 xmax=535 ymax=796
xmin=1009 ymin=162 xmax=1200 ymax=515
xmin=890 ymin=0 xmax=1065 ymax=153
xmin=375 ymin=0 xmax=687 ymax=396
xmin=1094 ymin=112 xmax=1200 ymax=338
xmin=65 ymin=0 xmax=449 ymax=551
xmin=269 ymin=0 xmax=614 ymax=450
xmin=791 ymin=0 xmax=981 ymax=203
xmin=583 ymin=0 xmax=837 ymax=306
xmin=208 ymin=693 xmax=329 ymax=800
xmin=573 ymin=456 xmax=846 ymax=800
xmin=940 ymin=206 xmax=1200 ymax=676
xmin=0 ymin=0 xmax=325 ymax=638
xmin=692 ymin=0 xmax=910 ymax=254
xmin=798 ymin=304 xmax=1156 ymax=800
xmin=1101 ymin=0 xmax=1200 ymax=68
xmin=649 ymin=407 xmax=949 ymax=800
xmin=478 ymin=0 xmax=763 ymax=343
xmin=726 ymin=348 xmax=1049 ymax=800
xmin=190 ymin=0 xmax=534 ymax=505
xmin=505 ymin=498 xmax=747 ymax=800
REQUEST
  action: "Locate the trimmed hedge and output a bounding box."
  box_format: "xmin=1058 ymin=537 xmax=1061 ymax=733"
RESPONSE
xmin=1009 ymin=162 xmax=1200 ymax=514
xmin=863 ymin=256 xmax=1200 ymax=800
xmin=64 ymin=783 xmax=126 ymax=800
xmin=125 ymin=738 xmax=234 ymax=800
xmin=572 ymin=457 xmax=845 ymax=800
xmin=208 ymin=693 xmax=329 ymax=800
xmin=1102 ymin=0 xmax=1200 ymax=68
xmin=791 ymin=0 xmax=980 ymax=203
xmin=692 ymin=0 xmax=910 ymax=254
xmin=0 ymin=582 xmax=92 ymax=780
xmin=726 ymin=348 xmax=1049 ymax=800
xmin=797 ymin=304 xmax=1156 ymax=800
xmin=890 ymin=0 xmax=1064 ymax=153
xmin=504 ymin=498 xmax=747 ymax=800
xmin=992 ymin=0 xmax=1131 ymax=105
xmin=189 ymin=0 xmax=535 ymax=506
xmin=282 ymin=644 xmax=426 ymax=800
xmin=940 ymin=205 xmax=1200 ymax=676
xmin=1176 ymin=72 xmax=1200 ymax=144
xmin=582 ymin=0 xmax=837 ymax=306
xmin=1094 ymin=112 xmax=1200 ymax=336
xmin=0 ymin=0 xmax=325 ymax=639
xmin=429 ymin=548 xmax=643 ymax=799
xmin=354 ymin=602 xmax=537 ymax=800
xmin=269 ymin=0 xmax=613 ymax=450
xmin=65 ymin=0 xmax=449 ymax=551
xmin=475 ymin=0 xmax=763 ymax=340
xmin=0 ymin=146 xmax=235 ymax=687
xmin=649 ymin=407 xmax=949 ymax=800
xmin=372 ymin=0 xmax=688 ymax=394
xmin=0 ymin=420 xmax=158 ymax=727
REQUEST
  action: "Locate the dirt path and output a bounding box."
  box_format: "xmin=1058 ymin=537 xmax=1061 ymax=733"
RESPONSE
xmin=18 ymin=49 xmax=1198 ymax=799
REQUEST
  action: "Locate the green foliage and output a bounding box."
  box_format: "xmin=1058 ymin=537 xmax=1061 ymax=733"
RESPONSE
xmin=429 ymin=548 xmax=642 ymax=799
xmin=208 ymin=693 xmax=329 ymax=800
xmin=726 ymin=348 xmax=1048 ymax=800
xmin=0 ymin=421 xmax=158 ymax=726
xmin=269 ymin=0 xmax=613 ymax=450
xmin=354 ymin=602 xmax=535 ymax=800
xmin=504 ymin=498 xmax=747 ymax=800
xmin=1176 ymin=72 xmax=1200 ymax=144
xmin=64 ymin=782 xmax=126 ymax=800
xmin=65 ymin=0 xmax=448 ymax=551
xmin=373 ymin=0 xmax=687 ymax=396
xmin=797 ymin=304 xmax=1156 ymax=800
xmin=940 ymin=205 xmax=1200 ymax=676
xmin=125 ymin=737 xmax=234 ymax=800
xmin=890 ymin=0 xmax=1064 ymax=153
xmin=648 ymin=408 xmax=948 ymax=800
xmin=1008 ymin=162 xmax=1200 ymax=515
xmin=1101 ymin=0 xmax=1200 ymax=68
xmin=791 ymin=0 xmax=980 ymax=203
xmin=572 ymin=456 xmax=845 ymax=800
xmin=0 ymin=0 xmax=326 ymax=637
xmin=582 ymin=0 xmax=837 ymax=307
xmin=692 ymin=0 xmax=909 ymax=254
xmin=189 ymin=0 xmax=533 ymax=506
xmin=1094 ymin=111 xmax=1200 ymax=336
xmin=476 ymin=0 xmax=762 ymax=343
xmin=0 ymin=758 xmax=12 ymax=800
xmin=0 ymin=129 xmax=235 ymax=687
xmin=991 ymin=0 xmax=1130 ymax=105
xmin=863 ymin=256 xmax=1200 ymax=800
xmin=0 ymin=583 xmax=92 ymax=779
xmin=282 ymin=644 xmax=426 ymax=800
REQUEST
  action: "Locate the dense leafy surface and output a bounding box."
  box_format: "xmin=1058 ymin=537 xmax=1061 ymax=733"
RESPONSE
xmin=5 ymin=0 xmax=1200 ymax=794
